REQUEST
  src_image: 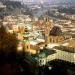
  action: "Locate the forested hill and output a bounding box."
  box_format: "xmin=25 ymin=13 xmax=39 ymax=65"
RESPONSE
xmin=0 ymin=0 xmax=33 ymax=18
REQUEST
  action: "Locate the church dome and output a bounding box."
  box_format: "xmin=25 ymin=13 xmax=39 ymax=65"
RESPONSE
xmin=50 ymin=26 xmax=62 ymax=36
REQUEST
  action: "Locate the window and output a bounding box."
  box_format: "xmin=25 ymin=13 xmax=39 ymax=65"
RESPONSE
xmin=27 ymin=46 xmax=29 ymax=49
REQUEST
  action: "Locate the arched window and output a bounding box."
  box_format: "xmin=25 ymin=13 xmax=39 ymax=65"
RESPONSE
xmin=27 ymin=45 xmax=29 ymax=49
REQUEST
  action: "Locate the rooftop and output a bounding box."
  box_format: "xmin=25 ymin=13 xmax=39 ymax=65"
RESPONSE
xmin=47 ymin=43 xmax=60 ymax=49
xmin=35 ymin=48 xmax=56 ymax=60
xmin=24 ymin=48 xmax=56 ymax=64
xmin=54 ymin=46 xmax=75 ymax=53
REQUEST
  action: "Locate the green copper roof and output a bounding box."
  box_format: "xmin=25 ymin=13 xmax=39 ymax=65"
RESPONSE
xmin=38 ymin=52 xmax=46 ymax=58
xmin=35 ymin=52 xmax=46 ymax=60
xmin=23 ymin=40 xmax=30 ymax=43
xmin=35 ymin=48 xmax=56 ymax=60
xmin=23 ymin=32 xmax=29 ymax=37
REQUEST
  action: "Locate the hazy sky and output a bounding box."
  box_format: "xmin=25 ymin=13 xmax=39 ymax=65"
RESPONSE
xmin=10 ymin=0 xmax=74 ymax=3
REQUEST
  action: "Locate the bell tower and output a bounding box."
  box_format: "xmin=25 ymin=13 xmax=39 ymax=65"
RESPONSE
xmin=23 ymin=40 xmax=30 ymax=52
xmin=44 ymin=15 xmax=53 ymax=45
xmin=23 ymin=25 xmax=30 ymax=53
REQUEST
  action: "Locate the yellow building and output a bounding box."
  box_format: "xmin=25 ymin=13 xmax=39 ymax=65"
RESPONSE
xmin=23 ymin=40 xmax=37 ymax=55
xmin=44 ymin=25 xmax=72 ymax=44
xmin=18 ymin=25 xmax=24 ymax=34
xmin=47 ymin=35 xmax=72 ymax=44
xmin=23 ymin=40 xmax=30 ymax=52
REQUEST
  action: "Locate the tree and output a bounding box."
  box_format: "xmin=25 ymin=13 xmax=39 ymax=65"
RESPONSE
xmin=0 ymin=24 xmax=6 ymax=33
xmin=0 ymin=25 xmax=18 ymax=57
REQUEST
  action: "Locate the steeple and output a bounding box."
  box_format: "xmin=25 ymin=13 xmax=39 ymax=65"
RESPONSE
xmin=23 ymin=25 xmax=30 ymax=53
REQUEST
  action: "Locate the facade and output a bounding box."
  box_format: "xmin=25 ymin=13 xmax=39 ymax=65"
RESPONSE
xmin=47 ymin=35 xmax=72 ymax=44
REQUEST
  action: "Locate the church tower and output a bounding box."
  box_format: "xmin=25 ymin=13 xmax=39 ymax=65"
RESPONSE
xmin=23 ymin=40 xmax=30 ymax=52
xmin=44 ymin=15 xmax=53 ymax=45
xmin=23 ymin=26 xmax=30 ymax=53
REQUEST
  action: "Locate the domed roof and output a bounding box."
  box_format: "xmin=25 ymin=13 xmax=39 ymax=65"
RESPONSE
xmin=35 ymin=52 xmax=46 ymax=60
xmin=50 ymin=26 xmax=62 ymax=36
xmin=23 ymin=32 xmax=29 ymax=37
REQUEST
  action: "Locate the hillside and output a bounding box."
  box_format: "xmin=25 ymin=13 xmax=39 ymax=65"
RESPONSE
xmin=0 ymin=0 xmax=33 ymax=19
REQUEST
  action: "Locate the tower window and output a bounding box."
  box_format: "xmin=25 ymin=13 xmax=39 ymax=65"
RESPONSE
xmin=27 ymin=46 xmax=29 ymax=49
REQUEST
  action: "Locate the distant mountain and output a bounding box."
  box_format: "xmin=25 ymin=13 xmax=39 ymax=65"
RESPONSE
xmin=1 ymin=0 xmax=75 ymax=4
xmin=0 ymin=0 xmax=33 ymax=18
xmin=49 ymin=0 xmax=75 ymax=4
xmin=41 ymin=0 xmax=75 ymax=4
xmin=21 ymin=0 xmax=75 ymax=4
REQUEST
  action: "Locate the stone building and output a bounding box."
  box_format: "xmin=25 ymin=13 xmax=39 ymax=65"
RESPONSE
xmin=45 ymin=26 xmax=72 ymax=44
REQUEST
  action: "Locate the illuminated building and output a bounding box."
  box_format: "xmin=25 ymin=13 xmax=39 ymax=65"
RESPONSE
xmin=18 ymin=23 xmax=24 ymax=34
xmin=46 ymin=26 xmax=72 ymax=44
